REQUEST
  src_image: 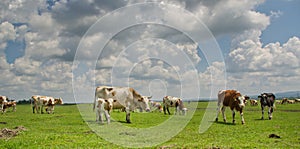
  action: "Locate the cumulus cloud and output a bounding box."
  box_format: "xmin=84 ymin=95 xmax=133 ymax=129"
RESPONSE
xmin=0 ymin=0 xmax=299 ymax=101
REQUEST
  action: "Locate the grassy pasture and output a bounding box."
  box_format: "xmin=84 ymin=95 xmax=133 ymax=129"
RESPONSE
xmin=0 ymin=102 xmax=299 ymax=148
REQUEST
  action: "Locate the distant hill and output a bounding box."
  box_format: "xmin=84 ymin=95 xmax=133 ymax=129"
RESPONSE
xmin=247 ymin=91 xmax=300 ymax=99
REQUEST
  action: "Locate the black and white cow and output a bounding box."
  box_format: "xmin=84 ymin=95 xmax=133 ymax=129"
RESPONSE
xmin=258 ymin=93 xmax=276 ymax=120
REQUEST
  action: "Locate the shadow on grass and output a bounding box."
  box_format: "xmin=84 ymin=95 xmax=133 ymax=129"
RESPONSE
xmin=213 ymin=121 xmax=236 ymax=126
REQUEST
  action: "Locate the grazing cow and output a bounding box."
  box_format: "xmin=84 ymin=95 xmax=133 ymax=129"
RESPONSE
xmin=149 ymin=100 xmax=163 ymax=112
xmin=46 ymin=98 xmax=64 ymax=114
xmin=295 ymin=99 xmax=300 ymax=103
xmin=258 ymin=93 xmax=275 ymax=120
xmin=93 ymin=86 xmax=151 ymax=123
xmin=31 ymin=95 xmax=63 ymax=114
xmin=163 ymin=96 xmax=186 ymax=115
xmin=0 ymin=96 xmax=7 ymax=112
xmin=2 ymin=101 xmax=17 ymax=113
xmin=281 ymin=98 xmax=288 ymax=104
xmin=249 ymin=99 xmax=258 ymax=106
xmin=215 ymin=90 xmax=246 ymax=124
xmin=96 ymin=98 xmax=115 ymax=124
xmin=287 ymin=100 xmax=295 ymax=104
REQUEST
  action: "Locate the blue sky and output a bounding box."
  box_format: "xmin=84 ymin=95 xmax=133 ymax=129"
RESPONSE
xmin=0 ymin=0 xmax=300 ymax=102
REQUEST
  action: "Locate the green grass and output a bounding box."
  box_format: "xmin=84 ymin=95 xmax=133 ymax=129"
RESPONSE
xmin=0 ymin=102 xmax=299 ymax=148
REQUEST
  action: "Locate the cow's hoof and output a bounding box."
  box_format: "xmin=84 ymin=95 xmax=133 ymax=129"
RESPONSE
xmin=223 ymin=119 xmax=226 ymax=123
xmin=126 ymin=120 xmax=131 ymax=123
xmin=261 ymin=117 xmax=264 ymax=120
xmin=215 ymin=118 xmax=218 ymax=122
xmin=242 ymin=121 xmax=245 ymax=125
xmin=232 ymin=120 xmax=235 ymax=124
xmin=269 ymin=117 xmax=272 ymax=120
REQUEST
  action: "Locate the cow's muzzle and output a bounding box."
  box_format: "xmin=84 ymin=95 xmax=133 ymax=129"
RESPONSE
xmin=146 ymin=108 xmax=150 ymax=112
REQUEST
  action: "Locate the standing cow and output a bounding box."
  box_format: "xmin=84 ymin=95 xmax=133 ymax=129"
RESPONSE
xmin=0 ymin=96 xmax=7 ymax=112
xmin=215 ymin=90 xmax=246 ymax=124
xmin=31 ymin=95 xmax=63 ymax=114
xmin=163 ymin=96 xmax=186 ymax=115
xmin=93 ymin=86 xmax=150 ymax=123
xmin=258 ymin=93 xmax=275 ymax=120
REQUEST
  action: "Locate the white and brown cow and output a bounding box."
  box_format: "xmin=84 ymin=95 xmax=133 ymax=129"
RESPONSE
xmin=93 ymin=86 xmax=150 ymax=123
xmin=163 ymin=96 xmax=186 ymax=115
xmin=215 ymin=90 xmax=246 ymax=124
xmin=249 ymin=99 xmax=258 ymax=106
xmin=0 ymin=96 xmax=7 ymax=112
xmin=32 ymin=95 xmax=63 ymax=114
xmin=96 ymin=98 xmax=115 ymax=124
xmin=2 ymin=101 xmax=17 ymax=113
xmin=149 ymin=100 xmax=163 ymax=112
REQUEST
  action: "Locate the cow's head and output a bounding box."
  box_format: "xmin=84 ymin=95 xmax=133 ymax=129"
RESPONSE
xmin=105 ymin=98 xmax=116 ymax=111
xmin=137 ymin=96 xmax=151 ymax=112
xmin=235 ymin=95 xmax=245 ymax=108
xmin=54 ymin=98 xmax=63 ymax=105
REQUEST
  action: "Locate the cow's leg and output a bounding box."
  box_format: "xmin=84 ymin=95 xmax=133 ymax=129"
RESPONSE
xmin=268 ymin=106 xmax=273 ymax=120
xmin=261 ymin=106 xmax=264 ymax=120
xmin=41 ymin=105 xmax=44 ymax=114
xmin=221 ymin=106 xmax=226 ymax=122
xmin=232 ymin=110 xmax=235 ymax=124
xmin=240 ymin=110 xmax=245 ymax=124
xmin=215 ymin=105 xmax=221 ymax=122
xmin=163 ymin=105 xmax=167 ymax=114
xmin=104 ymin=110 xmax=110 ymax=124
xmin=166 ymin=107 xmax=171 ymax=115
xmin=99 ymin=111 xmax=104 ymax=124
xmin=125 ymin=106 xmax=131 ymax=123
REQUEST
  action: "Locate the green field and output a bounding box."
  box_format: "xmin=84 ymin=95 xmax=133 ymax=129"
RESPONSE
xmin=0 ymin=102 xmax=299 ymax=148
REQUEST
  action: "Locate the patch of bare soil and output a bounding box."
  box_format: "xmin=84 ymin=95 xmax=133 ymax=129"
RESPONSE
xmin=0 ymin=126 xmax=26 ymax=139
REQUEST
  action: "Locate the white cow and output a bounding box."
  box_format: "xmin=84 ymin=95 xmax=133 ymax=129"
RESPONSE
xmin=32 ymin=95 xmax=63 ymax=114
xmin=93 ymin=86 xmax=151 ymax=123
xmin=163 ymin=96 xmax=186 ymax=115
xmin=96 ymin=98 xmax=115 ymax=124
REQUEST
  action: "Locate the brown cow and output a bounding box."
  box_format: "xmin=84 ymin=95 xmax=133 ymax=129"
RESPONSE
xmin=215 ymin=90 xmax=246 ymax=124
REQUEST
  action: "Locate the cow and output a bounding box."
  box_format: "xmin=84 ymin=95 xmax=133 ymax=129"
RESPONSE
xmin=249 ymin=99 xmax=258 ymax=106
xmin=258 ymin=93 xmax=275 ymax=120
xmin=93 ymin=86 xmax=151 ymax=123
xmin=281 ymin=98 xmax=288 ymax=104
xmin=46 ymin=98 xmax=64 ymax=114
xmin=215 ymin=90 xmax=246 ymax=124
xmin=162 ymin=96 xmax=186 ymax=115
xmin=31 ymin=95 xmax=63 ymax=114
xmin=2 ymin=101 xmax=17 ymax=113
xmin=295 ymin=99 xmax=300 ymax=103
xmin=96 ymin=98 xmax=115 ymax=124
xmin=287 ymin=100 xmax=295 ymax=104
xmin=149 ymin=100 xmax=163 ymax=112
xmin=0 ymin=96 xmax=7 ymax=112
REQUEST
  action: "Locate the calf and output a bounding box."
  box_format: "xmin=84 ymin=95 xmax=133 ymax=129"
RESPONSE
xmin=163 ymin=96 xmax=186 ymax=115
xmin=215 ymin=90 xmax=246 ymax=124
xmin=96 ymin=98 xmax=115 ymax=124
xmin=2 ymin=101 xmax=17 ymax=113
xmin=249 ymin=99 xmax=258 ymax=106
xmin=258 ymin=93 xmax=275 ymax=120
xmin=149 ymin=100 xmax=163 ymax=112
